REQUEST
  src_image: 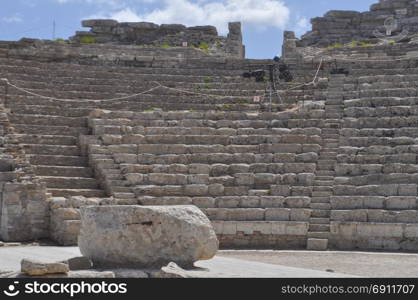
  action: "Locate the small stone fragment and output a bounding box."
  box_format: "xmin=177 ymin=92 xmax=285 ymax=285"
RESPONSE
xmin=21 ymin=259 xmax=69 ymax=276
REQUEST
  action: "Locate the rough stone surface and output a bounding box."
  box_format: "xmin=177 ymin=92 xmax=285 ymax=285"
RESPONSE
xmin=307 ymin=239 xmax=329 ymax=251
xmin=21 ymin=259 xmax=69 ymax=276
xmin=65 ymin=257 xmax=93 ymax=271
xmin=78 ymin=205 xmax=219 ymax=268
xmin=70 ymin=20 xmax=244 ymax=58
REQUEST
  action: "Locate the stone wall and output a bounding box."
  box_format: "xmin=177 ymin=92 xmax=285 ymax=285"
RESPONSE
xmin=70 ymin=20 xmax=245 ymax=58
xmin=0 ymin=83 xmax=49 ymax=242
xmin=297 ymin=0 xmax=418 ymax=48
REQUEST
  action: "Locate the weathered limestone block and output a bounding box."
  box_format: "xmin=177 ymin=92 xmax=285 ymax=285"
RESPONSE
xmin=78 ymin=205 xmax=219 ymax=268
xmin=0 ymin=182 xmax=49 ymax=242
xmin=265 ymin=208 xmax=290 ymax=221
xmin=307 ymin=238 xmax=328 ymax=251
xmin=65 ymin=257 xmax=93 ymax=271
xmin=49 ymin=196 xmax=102 ymax=246
xmin=21 ymin=259 xmax=69 ymax=276
xmin=235 ymin=173 xmax=255 ymax=185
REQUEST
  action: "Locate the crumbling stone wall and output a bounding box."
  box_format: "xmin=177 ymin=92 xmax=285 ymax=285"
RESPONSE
xmin=298 ymin=0 xmax=418 ymax=47
xmin=71 ymin=20 xmax=245 ymax=58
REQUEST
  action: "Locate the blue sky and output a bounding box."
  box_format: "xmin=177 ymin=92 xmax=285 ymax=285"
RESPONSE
xmin=1 ymin=0 xmax=377 ymax=58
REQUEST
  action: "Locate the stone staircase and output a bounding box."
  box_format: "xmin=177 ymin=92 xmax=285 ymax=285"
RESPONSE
xmin=6 ymin=113 xmax=105 ymax=198
xmin=308 ymin=74 xmax=345 ymax=250
xmin=329 ymin=66 xmax=418 ymax=251
xmin=85 ymin=109 xmax=326 ymax=248
xmin=0 ymin=55 xmax=327 ymax=222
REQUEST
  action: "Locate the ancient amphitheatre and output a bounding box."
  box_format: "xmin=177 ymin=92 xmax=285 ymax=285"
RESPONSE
xmin=1 ymin=0 xmax=418 ymax=278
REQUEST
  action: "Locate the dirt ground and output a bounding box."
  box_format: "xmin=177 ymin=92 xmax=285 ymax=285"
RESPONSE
xmin=218 ymin=250 xmax=418 ymax=277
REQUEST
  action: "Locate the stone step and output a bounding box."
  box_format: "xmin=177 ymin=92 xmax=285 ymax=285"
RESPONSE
xmin=317 ymin=164 xmax=335 ymax=171
xmin=204 ymin=208 xmax=309 ymax=222
xmin=310 ymin=210 xmax=330 ymax=218
xmin=107 ymin=180 xmax=130 ymax=187
xmin=307 ymin=238 xmax=328 ymax=250
xmin=307 ymin=232 xmax=330 ymax=239
xmin=325 ymin=105 xmax=343 ymax=110
xmin=322 ymin=142 xmax=339 ymax=148
xmin=105 ymin=173 xmax=123 ymax=180
xmin=0 ymin=59 xmax=251 ymax=76
xmin=38 ymin=176 xmax=100 ymax=189
xmin=323 ymin=138 xmax=339 ymax=143
xmin=248 ymin=190 xmax=271 ymax=196
xmin=308 ymin=224 xmax=330 ymax=232
xmin=8 ymin=105 xmax=92 ymax=117
xmin=0 ymin=172 xmax=19 ymax=181
xmin=321 ymin=148 xmax=339 ymax=152
xmin=325 ymin=113 xmax=342 ymax=119
xmin=7 ymin=134 xmax=77 ymax=146
xmin=326 ymin=99 xmax=344 ymax=105
xmin=315 ymin=170 xmax=335 ymax=176
xmin=34 ymin=165 xmax=93 ymax=178
xmin=317 ymin=159 xmax=336 ymax=165
xmin=48 ymin=188 xmax=106 ymax=198
xmin=7 ymin=94 xmax=267 ymax=109
xmin=312 ymin=186 xmax=333 ymax=193
xmin=104 ymin=127 xmax=319 ymax=137
xmin=312 ymin=191 xmax=333 ymax=197
xmin=8 ymin=85 xmax=266 ymax=99
xmin=310 ymin=218 xmax=330 ymax=225
xmin=324 ymin=119 xmax=342 ymax=124
xmin=9 ymin=114 xmax=87 ymax=127
xmin=94 ymin=160 xmax=118 ymax=169
xmin=109 ymin=186 xmax=133 ymax=193
xmin=4 ymin=77 xmax=270 ymax=91
xmin=0 ymin=69 xmax=247 ymax=83
xmin=9 ymin=66 xmax=268 ymax=81
xmin=28 ymin=155 xmax=88 ymax=167
xmin=42 ymin=109 xmax=316 ymax=122
xmin=100 ymin=168 xmax=121 ymax=175
xmin=113 ymin=192 xmax=136 ymax=199
xmin=321 ymin=134 xmax=340 ymax=140
xmin=315 ymin=176 xmax=334 ymax=181
xmin=22 ymin=144 xmax=81 ymax=156
xmin=319 ymin=152 xmax=337 ymax=159
xmin=13 ymin=124 xmax=89 ymax=136
xmin=139 ymin=135 xmax=232 ymax=145
xmin=310 ymin=203 xmax=331 ymax=210
xmin=313 ymin=181 xmax=334 ymax=186
xmin=322 ymin=128 xmax=339 ymax=135
xmin=310 ymin=197 xmax=330 ymax=204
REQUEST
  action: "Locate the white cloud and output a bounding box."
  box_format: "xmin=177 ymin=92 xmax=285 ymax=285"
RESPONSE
xmin=51 ymin=0 xmax=123 ymax=8
xmin=294 ymin=17 xmax=310 ymax=37
xmin=2 ymin=14 xmax=23 ymax=23
xmin=90 ymin=0 xmax=290 ymax=35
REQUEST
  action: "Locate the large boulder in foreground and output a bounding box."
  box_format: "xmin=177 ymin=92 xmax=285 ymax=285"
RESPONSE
xmin=78 ymin=205 xmax=219 ymax=268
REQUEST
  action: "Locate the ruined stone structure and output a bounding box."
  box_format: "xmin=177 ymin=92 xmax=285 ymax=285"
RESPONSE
xmin=0 ymin=0 xmax=418 ymax=252
xmin=298 ymin=0 xmax=418 ymax=47
xmin=71 ymin=20 xmax=245 ymax=58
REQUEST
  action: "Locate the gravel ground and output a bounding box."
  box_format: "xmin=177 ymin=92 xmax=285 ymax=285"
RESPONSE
xmin=218 ymin=250 xmax=418 ymax=278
